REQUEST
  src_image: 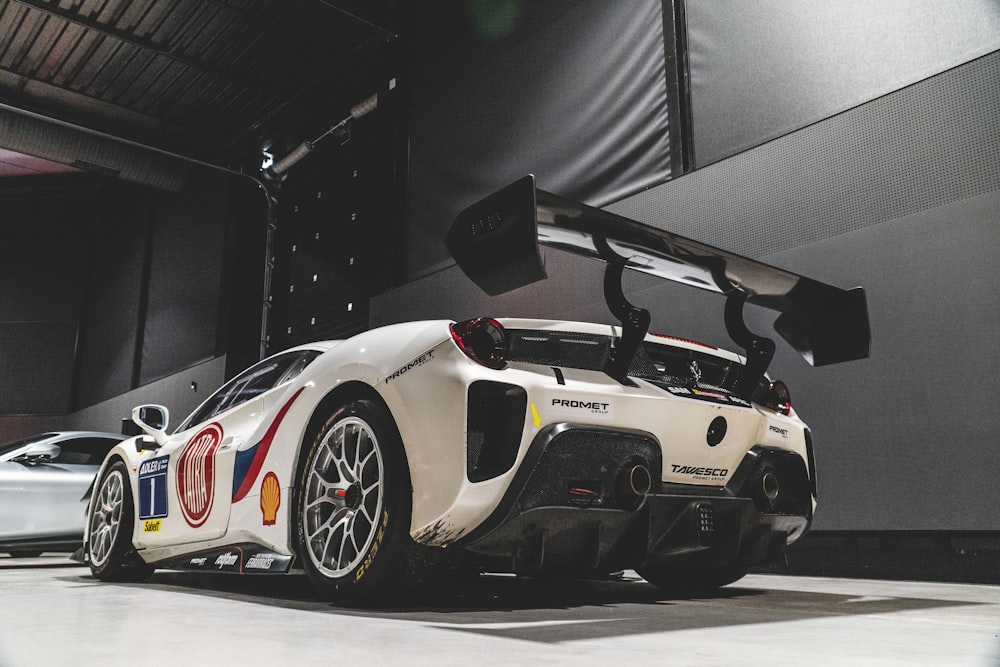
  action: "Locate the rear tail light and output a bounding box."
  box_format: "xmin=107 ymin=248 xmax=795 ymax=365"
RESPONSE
xmin=754 ymin=379 xmax=792 ymax=416
xmin=450 ymin=318 xmax=508 ymax=369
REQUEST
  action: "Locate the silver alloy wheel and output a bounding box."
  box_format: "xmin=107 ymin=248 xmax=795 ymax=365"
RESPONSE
xmin=89 ymin=468 xmax=124 ymax=567
xmin=303 ymin=416 xmax=385 ymax=578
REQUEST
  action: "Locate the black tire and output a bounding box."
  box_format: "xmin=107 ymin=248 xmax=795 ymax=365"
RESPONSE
xmin=637 ymin=561 xmax=747 ymax=594
xmin=295 ymin=398 xmax=444 ymax=606
xmin=87 ymin=460 xmax=154 ymax=582
xmin=7 ymin=551 xmax=43 ymax=558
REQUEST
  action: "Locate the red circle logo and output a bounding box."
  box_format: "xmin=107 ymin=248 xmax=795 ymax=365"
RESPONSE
xmin=176 ymin=423 xmax=223 ymax=527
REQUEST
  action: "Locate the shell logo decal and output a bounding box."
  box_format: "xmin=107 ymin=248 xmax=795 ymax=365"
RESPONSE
xmin=260 ymin=472 xmax=281 ymax=526
xmin=176 ymin=423 xmax=223 ymax=528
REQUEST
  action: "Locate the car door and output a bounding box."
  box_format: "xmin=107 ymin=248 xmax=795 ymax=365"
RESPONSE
xmin=0 ymin=435 xmax=121 ymax=540
xmin=42 ymin=435 xmax=123 ymax=537
xmin=0 ymin=453 xmax=84 ymax=541
xmin=135 ymin=351 xmax=318 ymax=549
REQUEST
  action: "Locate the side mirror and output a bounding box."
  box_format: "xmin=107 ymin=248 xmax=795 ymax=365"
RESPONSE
xmin=131 ymin=404 xmax=170 ymax=450
xmin=12 ymin=442 xmax=61 ymax=465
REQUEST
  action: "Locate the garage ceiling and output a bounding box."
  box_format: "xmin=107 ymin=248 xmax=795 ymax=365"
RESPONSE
xmin=0 ymin=145 xmax=79 ymax=176
xmin=0 ymin=0 xmax=397 ymax=173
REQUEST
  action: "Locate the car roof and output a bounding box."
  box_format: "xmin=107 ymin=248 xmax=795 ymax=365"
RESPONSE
xmin=0 ymin=431 xmax=125 ymax=446
xmin=0 ymin=431 xmax=126 ymax=460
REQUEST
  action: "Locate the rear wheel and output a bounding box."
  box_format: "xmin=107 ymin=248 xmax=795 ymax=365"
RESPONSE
xmin=296 ymin=398 xmax=444 ymax=606
xmin=637 ymin=561 xmax=747 ymax=594
xmin=87 ymin=460 xmax=153 ymax=582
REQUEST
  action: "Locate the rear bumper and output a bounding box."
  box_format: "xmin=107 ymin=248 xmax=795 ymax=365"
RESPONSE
xmin=459 ymin=423 xmax=812 ymax=574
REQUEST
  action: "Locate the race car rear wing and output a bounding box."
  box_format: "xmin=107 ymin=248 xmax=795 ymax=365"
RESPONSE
xmin=445 ymin=175 xmax=870 ymax=395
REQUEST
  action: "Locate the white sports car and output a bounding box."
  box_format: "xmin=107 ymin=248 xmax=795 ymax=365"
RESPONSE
xmin=84 ymin=176 xmax=869 ymax=605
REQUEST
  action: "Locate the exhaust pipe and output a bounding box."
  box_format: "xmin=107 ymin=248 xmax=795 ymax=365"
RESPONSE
xmin=762 ymin=471 xmax=780 ymax=502
xmin=617 ymin=463 xmax=652 ymax=498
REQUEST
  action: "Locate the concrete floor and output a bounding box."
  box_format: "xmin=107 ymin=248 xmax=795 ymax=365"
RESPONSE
xmin=1 ymin=554 xmax=998 ymax=666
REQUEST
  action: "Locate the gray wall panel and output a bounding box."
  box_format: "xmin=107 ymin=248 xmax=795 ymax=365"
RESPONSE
xmin=0 ymin=238 xmax=84 ymax=320
xmin=0 ymin=322 xmax=77 ymax=414
xmin=758 ymin=191 xmax=1000 ymax=530
xmin=66 ymin=356 xmax=227 ymax=435
xmin=0 ymin=415 xmax=65 ymax=444
xmin=139 ymin=175 xmax=228 ymax=384
xmin=0 ymin=221 xmax=87 ymax=415
xmin=73 ymin=188 xmax=150 ymax=408
xmin=609 ymin=51 xmax=1000 ymax=259
xmin=686 ymin=0 xmax=1000 ymax=167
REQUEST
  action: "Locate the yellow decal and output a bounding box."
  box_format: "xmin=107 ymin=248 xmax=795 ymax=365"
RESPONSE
xmin=143 ymin=520 xmax=162 ymax=533
xmin=355 ymin=510 xmax=389 ymax=581
xmin=530 ymin=403 xmax=541 ymax=428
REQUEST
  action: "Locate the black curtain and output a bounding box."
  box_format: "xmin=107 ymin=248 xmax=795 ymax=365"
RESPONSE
xmin=404 ymin=0 xmax=680 ymax=280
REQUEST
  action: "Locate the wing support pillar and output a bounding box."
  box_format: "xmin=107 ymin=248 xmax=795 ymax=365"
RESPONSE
xmin=599 ymin=241 xmax=650 ymax=386
xmin=725 ymin=294 xmax=775 ymax=401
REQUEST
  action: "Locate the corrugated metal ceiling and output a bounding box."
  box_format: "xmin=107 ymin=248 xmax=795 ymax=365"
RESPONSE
xmin=0 ymin=0 xmax=396 ymax=173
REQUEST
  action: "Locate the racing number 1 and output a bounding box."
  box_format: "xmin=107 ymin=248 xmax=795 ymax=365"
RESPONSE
xmin=138 ymin=455 xmax=169 ymax=520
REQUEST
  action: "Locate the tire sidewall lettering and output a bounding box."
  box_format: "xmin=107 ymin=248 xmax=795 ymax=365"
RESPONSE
xmin=354 ymin=509 xmax=389 ymax=582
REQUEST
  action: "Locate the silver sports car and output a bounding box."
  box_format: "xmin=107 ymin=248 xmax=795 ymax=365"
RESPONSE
xmin=0 ymin=431 xmax=125 ymax=557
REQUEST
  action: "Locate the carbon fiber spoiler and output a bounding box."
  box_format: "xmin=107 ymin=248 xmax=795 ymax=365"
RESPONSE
xmin=445 ymin=175 xmax=870 ymax=392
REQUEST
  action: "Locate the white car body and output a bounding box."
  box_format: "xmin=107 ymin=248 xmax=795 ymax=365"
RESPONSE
xmin=85 ymin=318 xmax=811 ymax=571
xmin=84 ymin=176 xmax=866 ymax=602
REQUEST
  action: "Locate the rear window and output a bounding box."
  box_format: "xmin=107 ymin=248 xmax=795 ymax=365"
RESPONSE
xmin=634 ymin=343 xmax=744 ymax=393
xmin=506 ymin=328 xmax=744 ymax=392
xmin=507 ymin=330 xmax=611 ymax=370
